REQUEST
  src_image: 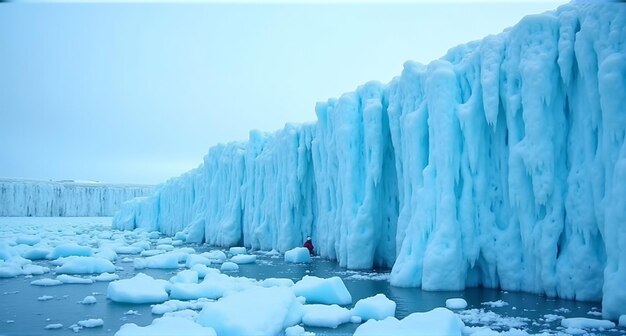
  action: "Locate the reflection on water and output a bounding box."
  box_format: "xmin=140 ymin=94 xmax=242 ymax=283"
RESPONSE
xmin=0 ymin=241 xmax=623 ymax=335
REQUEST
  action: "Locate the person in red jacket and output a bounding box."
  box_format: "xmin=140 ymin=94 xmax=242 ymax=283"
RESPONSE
xmin=303 ymin=236 xmax=314 ymax=256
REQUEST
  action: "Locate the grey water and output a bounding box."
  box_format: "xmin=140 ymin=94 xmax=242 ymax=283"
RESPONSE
xmin=0 ymin=244 xmax=624 ymax=335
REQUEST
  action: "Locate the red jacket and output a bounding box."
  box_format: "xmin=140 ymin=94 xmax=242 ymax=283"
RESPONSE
xmin=303 ymin=240 xmax=314 ymax=255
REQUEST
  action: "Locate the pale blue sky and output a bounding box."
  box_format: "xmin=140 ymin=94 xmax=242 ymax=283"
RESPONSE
xmin=0 ymin=2 xmax=567 ymax=184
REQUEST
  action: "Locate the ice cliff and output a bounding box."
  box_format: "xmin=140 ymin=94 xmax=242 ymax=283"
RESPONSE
xmin=0 ymin=179 xmax=153 ymax=217
xmin=113 ymin=3 xmax=626 ymax=319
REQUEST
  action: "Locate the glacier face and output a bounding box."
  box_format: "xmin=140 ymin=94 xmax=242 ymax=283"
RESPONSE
xmin=113 ymin=3 xmax=626 ymax=319
xmin=0 ymin=179 xmax=153 ymax=217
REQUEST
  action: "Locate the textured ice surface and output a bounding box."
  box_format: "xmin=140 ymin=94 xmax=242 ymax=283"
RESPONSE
xmin=293 ymin=276 xmax=352 ymax=305
xmin=57 ymin=274 xmax=94 ymax=284
xmin=220 ymin=262 xmax=239 ymax=272
xmin=285 ymin=247 xmax=311 ymax=264
xmin=301 ymin=304 xmax=352 ymax=328
xmin=0 ymin=178 xmax=152 ymax=216
xmin=115 ymin=316 xmax=217 ymax=336
xmin=229 ymin=254 xmax=256 ymax=264
xmin=354 ymin=307 xmax=464 ymax=336
xmin=111 ymin=2 xmax=625 ymax=319
xmin=446 ymin=298 xmax=468 ymax=310
xmin=107 ymin=273 xmax=169 ymax=304
xmin=196 ymin=286 xmax=303 ymax=336
xmin=561 ymin=317 xmax=615 ymax=329
xmin=55 ymin=256 xmax=115 ymax=274
xmin=352 ymin=294 xmax=396 ymax=321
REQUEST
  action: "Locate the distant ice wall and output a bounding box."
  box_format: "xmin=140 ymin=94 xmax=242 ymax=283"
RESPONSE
xmin=114 ymin=3 xmax=626 ymax=319
xmin=0 ymin=179 xmax=153 ymax=217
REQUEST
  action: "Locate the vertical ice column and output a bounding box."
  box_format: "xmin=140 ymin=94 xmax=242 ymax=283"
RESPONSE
xmin=202 ymin=143 xmax=246 ymax=247
xmin=312 ymin=82 xmax=397 ymax=269
xmin=419 ymin=60 xmax=466 ymax=290
xmin=387 ymin=62 xmax=430 ymax=288
xmin=599 ymin=52 xmax=626 ymax=319
xmin=241 ymin=125 xmax=316 ymax=252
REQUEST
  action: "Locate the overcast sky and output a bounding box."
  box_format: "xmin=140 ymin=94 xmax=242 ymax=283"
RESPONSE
xmin=0 ymin=1 xmax=567 ymax=185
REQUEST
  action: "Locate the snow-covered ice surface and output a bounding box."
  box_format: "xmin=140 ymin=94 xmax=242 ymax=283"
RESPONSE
xmin=1 ymin=217 xmax=625 ymax=336
xmin=0 ymin=178 xmax=152 ymax=217
xmin=113 ymin=2 xmax=626 ymax=320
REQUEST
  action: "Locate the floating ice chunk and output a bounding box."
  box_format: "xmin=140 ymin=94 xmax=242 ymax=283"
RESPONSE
xmin=0 ymin=243 xmax=14 ymax=261
xmin=48 ymin=244 xmax=92 ymax=259
xmin=186 ymin=254 xmax=212 ymax=268
xmin=446 ymin=298 xmax=468 ymax=310
xmin=151 ymin=299 xmax=212 ymax=315
xmin=285 ymin=247 xmax=311 ymax=264
xmin=115 ymin=246 xmax=144 ymax=254
xmin=124 ymin=310 xmax=140 ymax=316
xmin=177 ymin=247 xmax=196 ymax=254
xmin=132 ymin=241 xmax=152 ymax=250
xmin=16 ymin=235 xmax=41 ymax=246
xmin=134 ymin=253 xmax=181 ymax=270
xmin=481 ymin=300 xmax=508 ymax=308
xmin=293 ymin=276 xmax=352 ymax=305
xmin=38 ymin=295 xmax=54 ymax=301
xmin=229 ymin=254 xmax=256 ymax=264
xmin=170 ymin=270 xmax=198 ymax=284
xmin=220 ymin=262 xmax=239 ymax=272
xmin=203 ymin=250 xmax=227 ymax=262
xmin=94 ymin=248 xmax=118 ymax=261
xmin=115 ymin=316 xmax=216 ymax=336
xmin=107 ymin=273 xmax=169 ymax=304
xmin=561 ymin=317 xmax=615 ymax=329
xmin=456 ymin=309 xmax=529 ymax=329
xmin=140 ymin=249 xmax=165 ymax=257
xmin=31 ymin=278 xmax=63 ymax=286
xmin=352 ymin=294 xmax=396 ymax=321
xmin=56 ymin=256 xmax=115 ymax=274
xmin=92 ymin=272 xmax=119 ymax=282
xmin=260 ymin=278 xmax=294 ymax=288
xmin=543 ymin=314 xmax=564 ymax=322
xmin=44 ymin=323 xmax=63 ymax=329
xmin=0 ymin=265 xmax=22 ymax=278
xmin=354 ymin=307 xmax=464 ymax=336
xmin=174 ymin=232 xmax=187 ymax=241
xmin=169 ymin=272 xmax=255 ymax=300
xmin=284 ymin=325 xmax=314 ymax=336
xmin=77 ymin=318 xmax=103 ymax=328
xmin=190 ymin=264 xmax=219 ymax=278
xmin=301 ymin=304 xmax=352 ymax=328
xmin=196 ymin=286 xmax=303 ymax=336
xmin=228 ymin=247 xmax=247 ymax=256
xmin=22 ymin=247 xmax=50 ymax=260
xmin=587 ymin=310 xmax=602 ymax=316
xmin=22 ymin=264 xmax=49 ymax=275
xmin=79 ymin=295 xmax=97 ymax=304
xmin=157 ymin=237 xmax=173 ymax=245
xmin=620 ymin=315 xmax=626 ymax=327
xmin=57 ymin=274 xmax=94 ymax=284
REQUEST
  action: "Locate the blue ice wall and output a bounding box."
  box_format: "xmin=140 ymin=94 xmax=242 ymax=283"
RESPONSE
xmin=0 ymin=179 xmax=152 ymax=217
xmin=113 ymin=3 xmax=626 ymax=319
